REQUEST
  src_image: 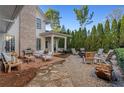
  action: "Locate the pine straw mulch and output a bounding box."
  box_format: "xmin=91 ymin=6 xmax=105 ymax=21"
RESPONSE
xmin=0 ymin=68 xmax=38 ymax=87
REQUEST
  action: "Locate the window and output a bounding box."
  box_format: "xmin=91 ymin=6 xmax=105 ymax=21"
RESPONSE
xmin=5 ymin=35 xmax=15 ymax=52
xmin=36 ymin=18 xmax=41 ymax=29
xmin=36 ymin=38 xmax=41 ymax=50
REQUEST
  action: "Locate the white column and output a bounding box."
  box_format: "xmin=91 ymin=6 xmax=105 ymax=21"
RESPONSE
xmin=51 ymin=35 xmax=54 ymax=53
xmin=55 ymin=39 xmax=59 ymax=52
xmin=64 ymin=37 xmax=67 ymax=50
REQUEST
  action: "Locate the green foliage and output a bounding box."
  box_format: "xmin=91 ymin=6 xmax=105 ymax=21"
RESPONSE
xmin=45 ymin=8 xmax=61 ymax=32
xmin=69 ymin=17 xmax=123 ymax=52
xmin=74 ymin=5 xmax=94 ymax=29
xmin=115 ymin=48 xmax=124 ymax=72
xmin=120 ymin=16 xmax=124 ymax=47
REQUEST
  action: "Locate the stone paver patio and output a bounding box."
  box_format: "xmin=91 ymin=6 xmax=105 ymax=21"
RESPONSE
xmin=26 ymin=55 xmax=111 ymax=87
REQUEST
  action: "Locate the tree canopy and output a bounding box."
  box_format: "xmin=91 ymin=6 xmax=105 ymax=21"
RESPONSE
xmin=74 ymin=5 xmax=94 ymax=29
xmin=45 ymin=8 xmax=61 ymax=32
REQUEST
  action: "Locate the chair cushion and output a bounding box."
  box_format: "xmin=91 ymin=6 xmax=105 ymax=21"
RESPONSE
xmin=1 ymin=53 xmax=12 ymax=63
xmin=98 ymin=49 xmax=104 ymax=55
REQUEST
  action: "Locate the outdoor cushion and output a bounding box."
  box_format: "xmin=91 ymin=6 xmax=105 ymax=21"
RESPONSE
xmin=2 ymin=52 xmax=12 ymax=63
xmin=97 ymin=48 xmax=104 ymax=55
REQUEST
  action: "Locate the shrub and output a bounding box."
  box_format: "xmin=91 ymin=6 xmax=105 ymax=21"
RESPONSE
xmin=115 ymin=48 xmax=124 ymax=72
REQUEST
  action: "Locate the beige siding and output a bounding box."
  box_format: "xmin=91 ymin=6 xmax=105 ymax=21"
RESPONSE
xmin=35 ymin=7 xmax=46 ymax=50
xmin=19 ymin=5 xmax=36 ymax=56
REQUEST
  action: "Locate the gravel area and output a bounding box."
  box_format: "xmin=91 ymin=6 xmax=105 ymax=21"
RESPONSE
xmin=27 ymin=55 xmax=111 ymax=87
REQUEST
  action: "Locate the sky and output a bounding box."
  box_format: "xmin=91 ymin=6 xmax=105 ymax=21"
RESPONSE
xmin=40 ymin=5 xmax=124 ymax=31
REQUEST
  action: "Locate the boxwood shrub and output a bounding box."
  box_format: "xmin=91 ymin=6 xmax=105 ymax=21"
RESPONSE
xmin=115 ymin=48 xmax=124 ymax=72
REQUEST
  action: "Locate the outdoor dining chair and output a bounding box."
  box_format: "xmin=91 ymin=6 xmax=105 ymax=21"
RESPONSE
xmin=42 ymin=51 xmax=53 ymax=61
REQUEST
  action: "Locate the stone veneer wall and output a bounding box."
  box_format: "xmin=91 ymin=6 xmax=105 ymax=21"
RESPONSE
xmin=19 ymin=5 xmax=36 ymax=56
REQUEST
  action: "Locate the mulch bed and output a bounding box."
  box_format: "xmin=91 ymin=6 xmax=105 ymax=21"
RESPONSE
xmin=0 ymin=68 xmax=38 ymax=87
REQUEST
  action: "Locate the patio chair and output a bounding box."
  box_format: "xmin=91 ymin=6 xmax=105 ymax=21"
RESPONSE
xmin=85 ymin=52 xmax=95 ymax=64
xmin=57 ymin=48 xmax=64 ymax=53
xmin=1 ymin=52 xmax=22 ymax=73
xmin=80 ymin=48 xmax=85 ymax=52
xmin=94 ymin=48 xmax=104 ymax=63
xmin=33 ymin=50 xmax=44 ymax=58
xmin=94 ymin=49 xmax=114 ymax=64
xmin=42 ymin=52 xmax=53 ymax=61
xmin=79 ymin=48 xmax=86 ymax=58
xmin=100 ymin=49 xmax=114 ymax=63
xmin=71 ymin=48 xmax=78 ymax=55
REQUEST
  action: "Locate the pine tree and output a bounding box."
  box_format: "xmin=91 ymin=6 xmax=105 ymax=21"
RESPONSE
xmin=120 ymin=15 xmax=124 ymax=47
xmin=117 ymin=19 xmax=121 ymax=43
xmin=111 ymin=19 xmax=118 ymax=48
xmin=97 ymin=23 xmax=104 ymax=48
xmin=104 ymin=20 xmax=111 ymax=52
xmin=61 ymin=25 xmax=66 ymax=33
xmin=105 ymin=20 xmax=110 ymax=32
xmin=90 ymin=25 xmax=97 ymax=51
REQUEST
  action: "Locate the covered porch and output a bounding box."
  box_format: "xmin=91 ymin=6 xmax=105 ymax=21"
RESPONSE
xmin=0 ymin=6 xmax=23 ymax=52
xmin=40 ymin=32 xmax=71 ymax=53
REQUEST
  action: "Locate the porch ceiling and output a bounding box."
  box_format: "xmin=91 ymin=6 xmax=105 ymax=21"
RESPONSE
xmin=0 ymin=5 xmax=23 ymax=33
xmin=40 ymin=32 xmax=72 ymax=38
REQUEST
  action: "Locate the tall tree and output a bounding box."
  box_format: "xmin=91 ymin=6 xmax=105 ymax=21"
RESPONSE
xmin=104 ymin=20 xmax=111 ymax=52
xmin=117 ymin=19 xmax=121 ymax=43
xmin=97 ymin=23 xmax=104 ymax=48
xmin=74 ymin=5 xmax=94 ymax=29
xmin=112 ymin=19 xmax=118 ymax=32
xmin=90 ymin=25 xmax=97 ymax=51
xmin=105 ymin=20 xmax=110 ymax=32
xmin=111 ymin=19 xmax=118 ymax=48
xmin=120 ymin=15 xmax=124 ymax=47
xmin=106 ymin=8 xmax=123 ymax=22
xmin=45 ymin=8 xmax=61 ymax=32
xmin=60 ymin=25 xmax=66 ymax=33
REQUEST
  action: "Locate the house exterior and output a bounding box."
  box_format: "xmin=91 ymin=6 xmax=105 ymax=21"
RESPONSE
xmin=0 ymin=5 xmax=71 ymax=56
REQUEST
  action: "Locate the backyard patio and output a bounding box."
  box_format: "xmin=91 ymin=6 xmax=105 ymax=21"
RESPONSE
xmin=0 ymin=54 xmax=66 ymax=87
xmin=26 ymin=55 xmax=112 ymax=87
xmin=0 ymin=49 xmax=124 ymax=87
xmin=1 ymin=5 xmax=124 ymax=87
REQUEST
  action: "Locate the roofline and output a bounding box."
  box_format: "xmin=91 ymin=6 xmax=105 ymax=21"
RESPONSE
xmin=6 ymin=5 xmax=23 ymax=32
xmin=40 ymin=32 xmax=72 ymax=37
xmin=36 ymin=6 xmax=50 ymax=24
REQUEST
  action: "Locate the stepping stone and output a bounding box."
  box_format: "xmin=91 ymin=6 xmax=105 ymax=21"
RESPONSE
xmin=50 ymin=70 xmax=59 ymax=73
xmin=50 ymin=73 xmax=62 ymax=80
xmin=42 ymin=76 xmax=49 ymax=81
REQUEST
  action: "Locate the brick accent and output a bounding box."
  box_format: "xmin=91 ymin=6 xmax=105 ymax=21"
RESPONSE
xmin=19 ymin=6 xmax=36 ymax=56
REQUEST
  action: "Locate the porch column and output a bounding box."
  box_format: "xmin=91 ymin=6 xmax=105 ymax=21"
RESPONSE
xmin=51 ymin=35 xmax=54 ymax=52
xmin=55 ymin=39 xmax=59 ymax=52
xmin=64 ymin=37 xmax=67 ymax=50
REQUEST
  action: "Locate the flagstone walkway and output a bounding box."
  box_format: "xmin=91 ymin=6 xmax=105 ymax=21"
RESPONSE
xmin=26 ymin=55 xmax=111 ymax=87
